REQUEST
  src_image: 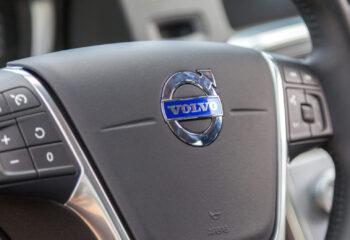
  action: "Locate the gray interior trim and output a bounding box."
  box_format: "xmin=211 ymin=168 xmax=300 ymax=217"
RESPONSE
xmin=287 ymin=196 xmax=307 ymax=240
xmin=287 ymin=148 xmax=335 ymax=240
xmin=262 ymin=52 xmax=288 ymax=240
xmin=29 ymin=0 xmax=56 ymax=56
xmin=119 ymin=0 xmax=233 ymax=41
xmin=229 ymin=18 xmax=311 ymax=58
xmin=4 ymin=67 xmax=130 ymax=240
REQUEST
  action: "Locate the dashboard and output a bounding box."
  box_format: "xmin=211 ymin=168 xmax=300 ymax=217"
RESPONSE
xmin=2 ymin=0 xmax=311 ymax=68
xmin=0 ymin=1 xmax=31 ymax=66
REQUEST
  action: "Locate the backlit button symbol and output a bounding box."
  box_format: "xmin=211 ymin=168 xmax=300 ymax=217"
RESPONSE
xmin=10 ymin=94 xmax=28 ymax=106
xmin=9 ymin=159 xmax=20 ymax=165
xmin=1 ymin=135 xmax=11 ymax=145
xmin=289 ymin=95 xmax=297 ymax=106
xmin=304 ymin=74 xmax=312 ymax=81
xmin=34 ymin=127 xmax=46 ymax=139
xmin=289 ymin=71 xmax=298 ymax=78
xmin=208 ymin=211 xmax=222 ymax=221
xmin=46 ymin=152 xmax=54 ymax=162
xmin=292 ymin=122 xmax=301 ymax=129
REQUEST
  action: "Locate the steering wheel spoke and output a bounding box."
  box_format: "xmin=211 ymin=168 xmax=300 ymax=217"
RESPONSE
xmin=272 ymin=56 xmax=333 ymax=158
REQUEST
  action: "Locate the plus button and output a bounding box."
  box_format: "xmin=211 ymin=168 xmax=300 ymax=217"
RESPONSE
xmin=1 ymin=135 xmax=11 ymax=145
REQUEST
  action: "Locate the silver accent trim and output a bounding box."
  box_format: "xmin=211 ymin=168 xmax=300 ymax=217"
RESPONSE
xmin=5 ymin=67 xmax=130 ymax=240
xmin=4 ymin=52 xmax=288 ymax=240
xmin=262 ymin=52 xmax=288 ymax=240
xmin=229 ymin=17 xmax=311 ymax=58
xmin=30 ymin=0 xmax=56 ymax=56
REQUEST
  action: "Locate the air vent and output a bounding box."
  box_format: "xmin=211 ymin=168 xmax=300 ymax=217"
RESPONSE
xmin=156 ymin=15 xmax=203 ymax=39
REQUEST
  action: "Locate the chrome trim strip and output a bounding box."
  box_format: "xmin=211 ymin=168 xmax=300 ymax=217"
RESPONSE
xmin=262 ymin=52 xmax=288 ymax=240
xmin=5 ymin=67 xmax=130 ymax=240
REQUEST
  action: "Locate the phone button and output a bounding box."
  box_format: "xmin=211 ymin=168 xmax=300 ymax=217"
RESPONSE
xmin=0 ymin=94 xmax=10 ymax=116
xmin=29 ymin=143 xmax=76 ymax=177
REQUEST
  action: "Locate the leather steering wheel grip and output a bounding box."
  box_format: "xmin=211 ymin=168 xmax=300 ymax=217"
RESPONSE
xmin=292 ymin=0 xmax=350 ymax=239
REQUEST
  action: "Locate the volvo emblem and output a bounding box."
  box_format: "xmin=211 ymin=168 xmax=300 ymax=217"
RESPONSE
xmin=161 ymin=69 xmax=223 ymax=146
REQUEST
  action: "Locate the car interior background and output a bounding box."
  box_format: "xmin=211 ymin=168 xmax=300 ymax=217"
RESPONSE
xmin=0 ymin=0 xmax=337 ymax=240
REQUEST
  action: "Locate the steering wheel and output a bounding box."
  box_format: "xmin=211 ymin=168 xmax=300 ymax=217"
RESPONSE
xmin=0 ymin=0 xmax=348 ymax=239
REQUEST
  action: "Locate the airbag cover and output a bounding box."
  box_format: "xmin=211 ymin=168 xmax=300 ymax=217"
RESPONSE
xmin=11 ymin=41 xmax=277 ymax=240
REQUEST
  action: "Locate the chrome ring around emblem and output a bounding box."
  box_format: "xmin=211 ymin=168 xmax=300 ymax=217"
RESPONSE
xmin=161 ymin=69 xmax=223 ymax=146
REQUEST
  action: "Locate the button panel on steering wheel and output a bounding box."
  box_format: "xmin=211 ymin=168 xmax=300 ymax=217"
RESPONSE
xmin=0 ymin=85 xmax=77 ymax=184
xmin=282 ymin=64 xmax=333 ymax=142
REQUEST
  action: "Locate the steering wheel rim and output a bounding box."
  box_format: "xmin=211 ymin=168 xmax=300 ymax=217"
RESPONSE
xmin=290 ymin=0 xmax=350 ymax=239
